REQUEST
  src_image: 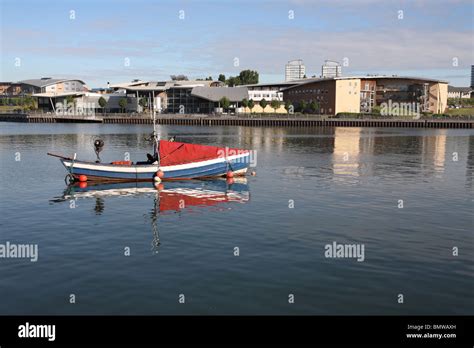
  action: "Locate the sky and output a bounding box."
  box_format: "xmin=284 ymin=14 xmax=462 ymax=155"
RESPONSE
xmin=0 ymin=0 xmax=473 ymax=87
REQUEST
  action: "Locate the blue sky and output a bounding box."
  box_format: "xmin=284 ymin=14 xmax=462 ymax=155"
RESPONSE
xmin=1 ymin=0 xmax=473 ymax=87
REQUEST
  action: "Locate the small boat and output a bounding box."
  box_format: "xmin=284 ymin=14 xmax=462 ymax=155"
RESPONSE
xmin=48 ymin=109 xmax=253 ymax=182
xmin=48 ymin=139 xmax=251 ymax=182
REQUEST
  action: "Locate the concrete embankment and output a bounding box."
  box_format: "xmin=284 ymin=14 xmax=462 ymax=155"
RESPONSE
xmin=0 ymin=113 xmax=472 ymax=129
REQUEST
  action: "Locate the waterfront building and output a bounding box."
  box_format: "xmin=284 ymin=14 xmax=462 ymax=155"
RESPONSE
xmin=19 ymin=78 xmax=87 ymax=94
xmin=285 ymin=59 xmax=306 ymax=81
xmin=283 ymin=77 xmax=361 ymax=114
xmin=447 ymin=86 xmax=472 ymax=99
xmin=20 ymin=75 xmax=449 ymax=116
xmin=282 ymin=76 xmax=448 ymax=115
xmin=321 ymin=60 xmax=342 ymax=78
xmin=243 ymin=82 xmax=300 ymax=102
xmin=121 ymin=80 xmax=244 ymax=114
xmin=0 ymin=82 xmax=22 ymax=96
xmin=166 ymin=86 xmax=247 ymax=114
xmin=360 ymin=76 xmax=448 ymax=114
xmin=32 ymin=89 xmax=139 ymax=114
xmin=0 ymin=78 xmax=86 ymax=97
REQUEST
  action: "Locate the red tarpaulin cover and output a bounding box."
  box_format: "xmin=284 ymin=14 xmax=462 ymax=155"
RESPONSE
xmin=158 ymin=140 xmax=248 ymax=166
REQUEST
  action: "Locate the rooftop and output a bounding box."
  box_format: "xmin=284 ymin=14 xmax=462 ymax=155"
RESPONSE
xmin=32 ymin=91 xmax=87 ymax=98
xmin=280 ymin=75 xmax=449 ymax=91
xmin=20 ymin=78 xmax=86 ymax=88
xmin=191 ymin=86 xmax=248 ymax=102
xmin=448 ymin=86 xmax=472 ymax=92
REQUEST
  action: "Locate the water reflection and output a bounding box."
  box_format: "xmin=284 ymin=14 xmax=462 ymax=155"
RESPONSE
xmin=51 ymin=179 xmax=250 ymax=252
xmin=333 ymin=128 xmax=362 ymax=176
xmin=326 ymin=127 xmax=472 ymax=182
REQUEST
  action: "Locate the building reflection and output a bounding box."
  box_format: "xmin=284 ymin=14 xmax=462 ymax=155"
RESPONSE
xmin=466 ymin=136 xmax=474 ymax=189
xmin=328 ymin=127 xmax=473 ymax=181
xmin=333 ymin=128 xmax=362 ymax=176
xmin=332 ymin=127 xmax=375 ymax=177
xmin=421 ymin=130 xmax=447 ymax=173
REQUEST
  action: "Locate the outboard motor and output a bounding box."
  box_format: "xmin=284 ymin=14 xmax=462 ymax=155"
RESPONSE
xmin=94 ymin=139 xmax=104 ymax=163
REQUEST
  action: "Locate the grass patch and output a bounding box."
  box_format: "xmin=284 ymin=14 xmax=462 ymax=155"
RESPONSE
xmin=445 ymin=107 xmax=474 ymax=116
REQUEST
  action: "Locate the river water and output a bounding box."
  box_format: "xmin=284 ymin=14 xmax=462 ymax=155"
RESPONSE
xmin=0 ymin=122 xmax=472 ymax=314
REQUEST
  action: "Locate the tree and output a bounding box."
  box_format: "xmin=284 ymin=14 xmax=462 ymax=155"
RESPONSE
xmin=206 ymin=76 xmax=213 ymax=81
xmin=259 ymin=98 xmax=267 ymax=113
xmin=270 ymin=99 xmax=281 ymax=113
xmin=138 ymin=97 xmax=148 ymax=112
xmin=218 ymin=74 xmax=226 ymax=83
xmin=285 ymin=101 xmax=293 ymax=114
xmin=226 ymin=76 xmax=241 ymax=87
xmin=238 ymin=70 xmax=259 ymax=85
xmin=248 ymin=99 xmax=255 ymax=113
xmin=309 ymin=101 xmax=319 ymax=114
xmin=31 ymin=97 xmax=38 ymax=110
xmin=98 ymin=97 xmax=107 ymax=115
xmin=119 ymin=97 xmax=128 ymax=113
xmin=225 ymin=70 xmax=259 ymax=86
xmin=241 ymin=98 xmax=249 ymax=113
xmin=219 ymin=97 xmax=230 ymax=112
xmin=170 ymin=74 xmax=188 ymax=81
xmin=65 ymin=95 xmax=74 ymax=107
xmin=299 ymin=100 xmax=307 ymax=113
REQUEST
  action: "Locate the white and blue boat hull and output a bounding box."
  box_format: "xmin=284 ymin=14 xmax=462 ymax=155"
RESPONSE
xmin=60 ymin=153 xmax=250 ymax=181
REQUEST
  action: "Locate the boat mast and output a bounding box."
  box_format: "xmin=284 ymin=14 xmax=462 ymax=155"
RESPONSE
xmin=152 ymin=92 xmax=160 ymax=164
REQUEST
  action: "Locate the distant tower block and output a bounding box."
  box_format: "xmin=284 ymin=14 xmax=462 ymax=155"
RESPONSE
xmin=285 ymin=59 xmax=306 ymax=81
xmin=471 ymin=65 xmax=474 ymax=88
xmin=322 ymin=60 xmax=342 ymax=78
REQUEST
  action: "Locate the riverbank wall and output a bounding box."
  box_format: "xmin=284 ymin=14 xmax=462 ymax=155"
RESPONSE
xmin=0 ymin=113 xmax=472 ymax=129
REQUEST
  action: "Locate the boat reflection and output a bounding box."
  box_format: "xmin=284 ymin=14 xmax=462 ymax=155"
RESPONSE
xmin=52 ymin=178 xmax=250 ymax=253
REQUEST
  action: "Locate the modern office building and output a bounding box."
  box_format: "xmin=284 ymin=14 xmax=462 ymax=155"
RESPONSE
xmin=285 ymin=60 xmax=306 ymax=81
xmin=120 ymin=80 xmax=243 ymax=114
xmin=33 ymin=89 xmax=139 ymax=114
xmin=282 ymin=76 xmax=448 ymax=115
xmin=0 ymin=78 xmax=86 ymax=96
xmin=166 ymin=86 xmax=248 ymax=114
xmin=359 ymin=76 xmax=448 ymax=114
xmin=283 ymin=77 xmax=361 ymax=114
xmin=19 ymin=78 xmax=87 ymax=94
xmin=321 ymin=60 xmax=342 ymax=78
xmin=0 ymin=82 xmax=22 ymax=96
xmin=23 ymin=74 xmax=449 ymax=115
xmin=243 ymin=81 xmax=303 ymax=102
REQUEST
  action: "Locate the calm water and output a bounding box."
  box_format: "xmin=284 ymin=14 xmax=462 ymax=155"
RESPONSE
xmin=0 ymin=122 xmax=472 ymax=315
